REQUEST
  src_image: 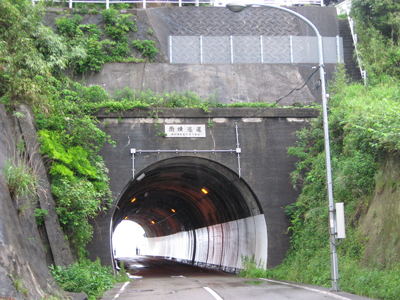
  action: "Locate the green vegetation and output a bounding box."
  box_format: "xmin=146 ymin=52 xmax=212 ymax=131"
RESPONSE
xmin=34 ymin=208 xmax=49 ymax=226
xmin=50 ymin=258 xmax=130 ymax=300
xmin=241 ymin=3 xmax=400 ymax=299
xmin=239 ymin=67 xmax=400 ymax=299
xmin=132 ymin=39 xmax=159 ymax=62
xmin=0 ymin=1 xmax=281 ymax=296
xmin=238 ymin=4 xmax=400 ymax=298
xmin=35 ymin=83 xmax=114 ymax=257
xmin=3 ymin=158 xmax=38 ymax=200
xmin=0 ymin=2 xmax=115 ymax=291
xmin=9 ymin=274 xmax=29 ymax=297
xmin=54 ymin=8 xmax=145 ymax=74
xmin=3 ymin=0 xmax=400 ymax=299
xmin=352 ymin=0 xmax=400 ymax=80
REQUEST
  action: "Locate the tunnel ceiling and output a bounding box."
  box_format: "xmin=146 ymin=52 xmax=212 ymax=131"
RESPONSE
xmin=112 ymin=157 xmax=262 ymax=238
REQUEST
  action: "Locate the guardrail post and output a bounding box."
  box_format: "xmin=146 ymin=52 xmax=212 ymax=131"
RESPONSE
xmin=69 ymin=0 xmax=72 ymax=9
xmin=336 ymin=35 xmax=341 ymax=63
xmin=143 ymin=0 xmax=146 ymax=9
xmin=259 ymin=35 xmax=264 ymax=63
xmin=179 ymin=0 xmax=182 ymax=6
xmin=106 ymin=0 xmax=109 ymax=9
xmin=230 ymin=35 xmax=234 ymax=63
xmin=169 ymin=36 xmax=173 ymax=63
xmin=200 ymin=35 xmax=203 ymax=64
xmin=289 ymin=35 xmax=293 ymax=63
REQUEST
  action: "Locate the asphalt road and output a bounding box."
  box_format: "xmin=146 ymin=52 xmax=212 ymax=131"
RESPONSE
xmin=101 ymin=257 xmax=373 ymax=300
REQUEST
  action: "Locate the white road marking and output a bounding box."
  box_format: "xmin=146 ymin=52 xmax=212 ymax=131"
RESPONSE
xmin=260 ymin=278 xmax=352 ymax=300
xmin=113 ymin=282 xmax=130 ymax=300
xmin=203 ymin=287 xmax=223 ymax=300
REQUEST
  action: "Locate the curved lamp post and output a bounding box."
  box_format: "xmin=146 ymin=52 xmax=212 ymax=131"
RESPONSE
xmin=226 ymin=3 xmax=339 ymax=292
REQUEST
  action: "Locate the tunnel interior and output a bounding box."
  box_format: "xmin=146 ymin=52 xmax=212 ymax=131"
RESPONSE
xmin=111 ymin=156 xmax=268 ymax=271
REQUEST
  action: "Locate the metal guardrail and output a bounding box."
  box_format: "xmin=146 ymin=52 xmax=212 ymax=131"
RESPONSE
xmin=347 ymin=14 xmax=367 ymax=85
xmin=335 ymin=0 xmax=367 ymax=84
xmin=169 ymin=35 xmax=343 ymax=64
xmin=32 ymin=0 xmax=323 ymax=9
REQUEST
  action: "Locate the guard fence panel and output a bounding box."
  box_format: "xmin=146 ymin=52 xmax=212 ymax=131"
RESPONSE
xmin=169 ymin=35 xmax=344 ymax=64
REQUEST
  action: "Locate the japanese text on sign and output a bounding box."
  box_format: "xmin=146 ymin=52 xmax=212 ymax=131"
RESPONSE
xmin=164 ymin=125 xmax=206 ymax=138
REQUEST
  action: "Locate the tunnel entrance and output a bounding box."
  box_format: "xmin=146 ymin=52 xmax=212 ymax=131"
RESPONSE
xmin=111 ymin=156 xmax=268 ymax=273
xmin=113 ymin=220 xmax=145 ymax=258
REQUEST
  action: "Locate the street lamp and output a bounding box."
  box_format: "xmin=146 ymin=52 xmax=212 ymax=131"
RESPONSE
xmin=226 ymin=3 xmax=340 ymax=292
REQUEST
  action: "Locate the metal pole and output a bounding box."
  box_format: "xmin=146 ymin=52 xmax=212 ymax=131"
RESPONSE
xmin=226 ymin=3 xmax=339 ymax=291
xmin=336 ymin=35 xmax=341 ymax=63
xmin=260 ymin=35 xmax=264 ymax=63
xmin=131 ymin=149 xmax=136 ymax=179
xmin=289 ymin=35 xmax=294 ymax=63
xmin=200 ymin=35 xmax=203 ymax=64
xmin=169 ymin=36 xmax=173 ymax=63
xmin=230 ymin=35 xmax=234 ymax=63
xmin=235 ymin=124 xmax=242 ymax=178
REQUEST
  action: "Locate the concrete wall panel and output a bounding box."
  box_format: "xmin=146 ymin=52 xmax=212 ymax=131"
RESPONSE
xmin=221 ymin=220 xmax=239 ymax=269
xmin=236 ymin=217 xmax=256 ymax=269
xmin=195 ymin=227 xmax=209 ymax=264
xmin=207 ymin=224 xmax=223 ymax=267
xmin=254 ymin=214 xmax=268 ymax=269
xmin=142 ymin=215 xmax=267 ymax=272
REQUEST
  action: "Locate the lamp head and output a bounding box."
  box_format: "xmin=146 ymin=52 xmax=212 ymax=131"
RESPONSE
xmin=226 ymin=2 xmax=251 ymax=13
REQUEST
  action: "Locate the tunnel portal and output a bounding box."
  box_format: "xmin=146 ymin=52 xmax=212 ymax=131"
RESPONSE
xmin=112 ymin=156 xmax=268 ymax=272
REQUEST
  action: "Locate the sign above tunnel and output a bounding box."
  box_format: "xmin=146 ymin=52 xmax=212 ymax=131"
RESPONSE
xmin=165 ymin=124 xmax=206 ymax=138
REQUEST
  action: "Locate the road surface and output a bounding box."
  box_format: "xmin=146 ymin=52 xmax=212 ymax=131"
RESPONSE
xmin=101 ymin=257 xmax=373 ymax=300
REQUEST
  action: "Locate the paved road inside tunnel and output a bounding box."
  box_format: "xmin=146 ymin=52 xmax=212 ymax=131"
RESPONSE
xmin=101 ymin=257 xmax=373 ymax=300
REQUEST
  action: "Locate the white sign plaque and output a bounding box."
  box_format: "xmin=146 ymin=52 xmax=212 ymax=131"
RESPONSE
xmin=165 ymin=124 xmax=206 ymax=138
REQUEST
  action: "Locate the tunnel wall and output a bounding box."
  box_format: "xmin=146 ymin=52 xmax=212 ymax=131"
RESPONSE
xmin=143 ymin=215 xmax=267 ymax=272
xmin=88 ymin=108 xmax=319 ymax=268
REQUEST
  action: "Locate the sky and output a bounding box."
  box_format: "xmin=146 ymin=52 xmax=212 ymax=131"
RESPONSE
xmin=112 ymin=220 xmax=145 ymax=258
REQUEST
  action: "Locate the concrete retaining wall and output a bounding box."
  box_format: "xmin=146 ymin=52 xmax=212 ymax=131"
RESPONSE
xmin=0 ymin=105 xmax=71 ymax=299
xmin=83 ymin=63 xmax=337 ymax=105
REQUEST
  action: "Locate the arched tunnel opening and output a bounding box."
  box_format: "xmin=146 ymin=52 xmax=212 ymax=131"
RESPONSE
xmin=113 ymin=220 xmax=145 ymax=257
xmin=111 ymin=156 xmax=268 ymax=273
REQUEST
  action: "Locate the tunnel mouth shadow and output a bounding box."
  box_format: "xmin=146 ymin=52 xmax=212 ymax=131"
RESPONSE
xmin=112 ymin=156 xmax=267 ymax=272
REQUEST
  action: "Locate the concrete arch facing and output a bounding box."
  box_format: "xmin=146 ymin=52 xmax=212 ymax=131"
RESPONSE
xmin=111 ymin=156 xmax=268 ymax=272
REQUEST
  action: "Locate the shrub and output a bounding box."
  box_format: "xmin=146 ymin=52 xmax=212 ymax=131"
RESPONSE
xmin=3 ymin=158 xmax=37 ymax=200
xmin=50 ymin=258 xmax=130 ymax=300
xmin=132 ymin=39 xmax=158 ymax=61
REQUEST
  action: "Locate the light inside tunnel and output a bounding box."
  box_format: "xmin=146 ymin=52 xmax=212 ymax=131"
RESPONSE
xmin=112 ymin=157 xmax=268 ymax=272
xmin=113 ymin=220 xmax=145 ymax=258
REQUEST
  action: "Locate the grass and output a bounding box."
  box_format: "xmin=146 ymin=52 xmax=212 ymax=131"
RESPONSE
xmin=49 ymin=258 xmax=130 ymax=300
